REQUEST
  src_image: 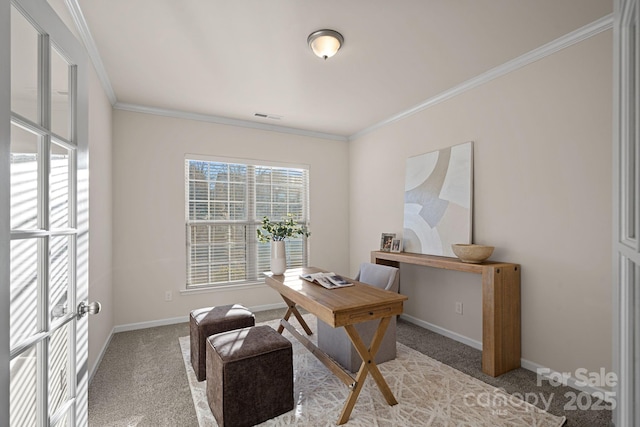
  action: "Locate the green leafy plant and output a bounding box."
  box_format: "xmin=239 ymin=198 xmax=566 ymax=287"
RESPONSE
xmin=256 ymin=214 xmax=311 ymax=243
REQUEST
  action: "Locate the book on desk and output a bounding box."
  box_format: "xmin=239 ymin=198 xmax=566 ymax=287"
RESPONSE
xmin=300 ymin=272 xmax=353 ymax=289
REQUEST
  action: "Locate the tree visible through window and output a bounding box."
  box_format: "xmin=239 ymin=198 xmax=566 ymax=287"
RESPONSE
xmin=185 ymin=158 xmax=309 ymax=288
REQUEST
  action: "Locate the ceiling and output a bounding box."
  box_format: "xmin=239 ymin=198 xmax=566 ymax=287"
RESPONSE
xmin=54 ymin=0 xmax=612 ymax=139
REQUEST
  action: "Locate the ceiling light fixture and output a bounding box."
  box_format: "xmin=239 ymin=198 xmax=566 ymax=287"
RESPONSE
xmin=307 ymin=29 xmax=344 ymax=60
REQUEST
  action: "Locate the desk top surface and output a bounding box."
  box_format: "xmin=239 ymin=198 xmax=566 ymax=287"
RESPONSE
xmin=264 ymin=267 xmax=407 ymax=327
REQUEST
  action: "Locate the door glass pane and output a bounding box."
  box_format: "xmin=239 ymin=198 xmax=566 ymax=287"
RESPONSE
xmin=49 ymin=323 xmax=70 ymax=416
xmin=50 ymin=235 xmax=70 ymax=322
xmin=10 ymin=345 xmax=38 ymax=427
xmin=51 ymin=48 xmax=70 ymax=140
xmin=11 ymin=6 xmax=39 ymax=122
xmin=10 ymin=125 xmax=39 ymax=230
xmin=9 ymin=3 xmax=85 ymax=426
xmin=53 ymin=409 xmax=71 ymax=427
xmin=51 ymin=142 xmax=71 ymax=229
xmin=10 ymin=238 xmax=40 ymax=349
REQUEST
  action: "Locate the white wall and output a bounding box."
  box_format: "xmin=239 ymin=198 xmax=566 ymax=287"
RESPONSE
xmin=112 ymin=111 xmax=350 ymax=326
xmin=349 ymin=31 xmax=613 ymax=376
xmin=87 ymin=63 xmax=113 ymax=373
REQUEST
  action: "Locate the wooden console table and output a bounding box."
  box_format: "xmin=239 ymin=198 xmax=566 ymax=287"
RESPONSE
xmin=371 ymin=250 xmax=521 ymax=377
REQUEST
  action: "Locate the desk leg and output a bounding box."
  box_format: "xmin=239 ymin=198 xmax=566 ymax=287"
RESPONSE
xmin=277 ymin=295 xmax=313 ymax=336
xmin=338 ymin=317 xmax=398 ymax=425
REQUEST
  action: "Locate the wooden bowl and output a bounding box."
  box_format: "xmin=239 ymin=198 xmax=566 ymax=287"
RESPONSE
xmin=451 ymin=244 xmax=494 ymax=263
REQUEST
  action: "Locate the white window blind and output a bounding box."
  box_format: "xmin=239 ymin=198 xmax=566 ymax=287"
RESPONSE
xmin=185 ymin=158 xmax=309 ymax=288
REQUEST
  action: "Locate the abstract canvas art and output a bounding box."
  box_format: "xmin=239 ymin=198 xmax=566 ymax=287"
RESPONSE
xmin=403 ymin=141 xmax=473 ymax=257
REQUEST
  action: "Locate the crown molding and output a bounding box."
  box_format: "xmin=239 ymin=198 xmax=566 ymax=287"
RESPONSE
xmin=64 ymin=0 xmax=117 ymax=104
xmin=113 ymin=102 xmax=349 ymax=142
xmin=62 ymin=0 xmax=347 ymax=142
xmin=64 ymin=1 xmax=612 ymax=143
xmin=349 ymin=13 xmax=614 ymax=141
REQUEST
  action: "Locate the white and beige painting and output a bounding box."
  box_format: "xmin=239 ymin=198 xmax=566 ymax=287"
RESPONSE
xmin=403 ymin=141 xmax=473 ymax=257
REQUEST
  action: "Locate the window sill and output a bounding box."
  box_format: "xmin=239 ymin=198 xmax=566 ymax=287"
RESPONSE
xmin=179 ymin=280 xmax=268 ymax=296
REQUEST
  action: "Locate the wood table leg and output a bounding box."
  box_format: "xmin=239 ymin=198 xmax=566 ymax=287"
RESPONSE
xmin=277 ymin=295 xmax=312 ymax=335
xmin=279 ymin=318 xmax=355 ymax=387
xmin=337 ymin=317 xmax=398 ymax=424
xmin=345 ymin=318 xmax=398 ymax=405
xmin=482 ymin=265 xmax=521 ymax=376
xmin=338 ymin=359 xmax=369 ymax=425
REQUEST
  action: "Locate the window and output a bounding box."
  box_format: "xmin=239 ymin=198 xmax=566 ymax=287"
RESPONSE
xmin=185 ymin=157 xmax=310 ymax=288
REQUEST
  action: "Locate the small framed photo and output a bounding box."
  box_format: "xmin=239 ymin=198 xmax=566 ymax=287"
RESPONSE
xmin=380 ymin=233 xmax=396 ymax=252
xmin=390 ymin=238 xmax=402 ymax=253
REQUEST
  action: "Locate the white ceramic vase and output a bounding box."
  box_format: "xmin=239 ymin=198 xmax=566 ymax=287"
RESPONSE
xmin=270 ymin=240 xmax=287 ymax=275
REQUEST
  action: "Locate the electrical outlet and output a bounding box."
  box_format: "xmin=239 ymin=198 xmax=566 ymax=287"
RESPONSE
xmin=165 ymin=291 xmax=172 ymax=302
xmin=455 ymin=301 xmax=463 ymax=315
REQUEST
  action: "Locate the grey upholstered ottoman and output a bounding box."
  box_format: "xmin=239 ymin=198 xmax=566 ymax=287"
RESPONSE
xmin=190 ymin=304 xmax=255 ymax=381
xmin=206 ymin=325 xmax=294 ymax=427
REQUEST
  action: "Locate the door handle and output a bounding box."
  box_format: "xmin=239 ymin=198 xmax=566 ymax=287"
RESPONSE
xmin=77 ymin=301 xmax=101 ymax=319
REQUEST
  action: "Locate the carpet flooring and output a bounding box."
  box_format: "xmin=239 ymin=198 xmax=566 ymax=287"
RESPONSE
xmin=88 ymin=309 xmax=612 ymax=426
xmin=180 ymin=314 xmax=565 ymax=426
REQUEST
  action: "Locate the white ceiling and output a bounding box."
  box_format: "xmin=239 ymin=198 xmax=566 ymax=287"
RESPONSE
xmin=57 ymin=0 xmax=612 ymax=139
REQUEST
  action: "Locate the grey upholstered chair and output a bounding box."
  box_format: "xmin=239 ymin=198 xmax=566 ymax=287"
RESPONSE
xmin=317 ymin=262 xmax=400 ymax=372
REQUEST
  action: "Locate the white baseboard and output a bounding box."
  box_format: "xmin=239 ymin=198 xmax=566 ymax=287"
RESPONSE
xmin=111 ymin=302 xmax=288 ymax=334
xmin=520 ymin=358 xmax=612 ymax=398
xmin=399 ymin=313 xmax=483 ymax=350
xmin=112 ymin=315 xmax=189 ymax=333
xmin=113 ymin=302 xmax=287 ymax=333
xmin=248 ymin=302 xmax=288 ymax=313
xmin=399 ymin=313 xmax=610 ymax=398
xmin=89 ymin=328 xmax=114 ymax=384
xmin=90 ymin=302 xmax=288 ymax=383
xmin=93 ymin=307 xmax=610 ymax=399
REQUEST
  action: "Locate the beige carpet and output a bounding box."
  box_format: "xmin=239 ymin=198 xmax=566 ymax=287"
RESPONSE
xmin=180 ymin=315 xmax=566 ymax=426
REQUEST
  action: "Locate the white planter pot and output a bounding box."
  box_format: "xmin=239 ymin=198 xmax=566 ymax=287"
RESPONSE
xmin=270 ymin=240 xmax=287 ymax=275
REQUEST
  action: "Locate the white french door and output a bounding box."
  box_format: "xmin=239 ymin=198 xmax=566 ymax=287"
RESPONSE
xmin=5 ymin=0 xmax=90 ymax=425
xmin=614 ymin=0 xmax=640 ymax=426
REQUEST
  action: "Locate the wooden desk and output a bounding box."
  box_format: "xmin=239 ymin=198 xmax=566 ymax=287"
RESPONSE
xmin=371 ymin=251 xmax=521 ymax=377
xmin=265 ymin=267 xmax=408 ymax=425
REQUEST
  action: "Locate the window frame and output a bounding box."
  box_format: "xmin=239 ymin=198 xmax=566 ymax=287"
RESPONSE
xmin=184 ymin=154 xmax=310 ymax=290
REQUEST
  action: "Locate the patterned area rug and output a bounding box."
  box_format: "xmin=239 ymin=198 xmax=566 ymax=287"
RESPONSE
xmin=179 ymin=315 xmax=566 ymax=426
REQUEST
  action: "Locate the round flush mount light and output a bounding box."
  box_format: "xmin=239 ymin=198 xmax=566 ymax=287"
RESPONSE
xmin=307 ymin=29 xmax=344 ymax=60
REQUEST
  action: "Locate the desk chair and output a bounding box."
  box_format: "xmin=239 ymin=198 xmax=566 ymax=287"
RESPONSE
xmin=317 ymin=262 xmax=400 ymax=372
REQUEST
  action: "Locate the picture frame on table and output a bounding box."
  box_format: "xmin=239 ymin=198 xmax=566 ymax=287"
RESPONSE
xmin=390 ymin=238 xmax=402 ymax=253
xmin=380 ymin=233 xmax=396 ymax=252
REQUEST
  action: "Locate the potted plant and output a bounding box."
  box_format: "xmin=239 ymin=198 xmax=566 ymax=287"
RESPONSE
xmin=257 ymin=214 xmax=310 ymax=275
